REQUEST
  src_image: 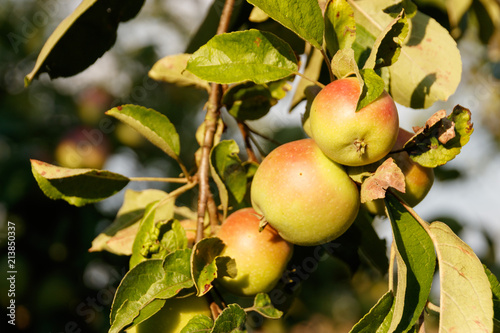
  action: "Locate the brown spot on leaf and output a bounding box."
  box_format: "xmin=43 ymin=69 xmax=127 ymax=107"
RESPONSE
xmin=360 ymin=158 xmax=405 ymax=203
xmin=254 ymin=37 xmax=262 ymax=47
xmin=117 ymin=106 xmax=122 ymax=111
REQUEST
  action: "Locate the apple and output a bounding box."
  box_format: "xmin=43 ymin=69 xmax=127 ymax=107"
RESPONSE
xmin=363 ymin=128 xmax=435 ymax=215
xmin=309 ymin=77 xmax=399 ymax=166
xmin=133 ymin=296 xmax=211 ymax=333
xmin=217 ymin=208 xmax=293 ymax=296
xmin=251 ymin=138 xmax=360 ymax=246
xmin=54 ymin=126 xmax=110 ymax=169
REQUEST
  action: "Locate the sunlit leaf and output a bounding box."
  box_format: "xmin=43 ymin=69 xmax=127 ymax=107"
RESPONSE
xmin=191 ymin=237 xmax=236 ymax=296
xmin=405 ymin=105 xmax=474 ymax=168
xmin=31 ymin=159 xmax=129 ymax=207
xmin=186 ymin=29 xmax=298 ymax=84
xmin=331 ymin=48 xmax=360 ymax=80
xmin=148 ymin=54 xmax=210 ymax=91
xmin=360 ymin=158 xmax=405 ymax=203
xmin=356 ymin=68 xmax=385 ymax=111
xmin=247 ymin=0 xmax=324 ymax=49
xmin=324 ymin=0 xmax=356 ymax=56
xmin=181 ymin=314 xmax=214 ymax=333
xmin=429 ymin=222 xmax=493 ymax=332
xmin=89 ymin=189 xmax=169 ymax=255
xmin=212 ymin=303 xmax=246 ymax=333
xmin=384 ymin=194 xmax=436 ymax=332
xmin=25 ymin=0 xmax=144 ymax=85
xmin=106 ymin=105 xmax=180 ymax=161
xmin=109 ymin=249 xmax=193 ymax=333
xmin=249 ymin=293 xmax=283 ymax=319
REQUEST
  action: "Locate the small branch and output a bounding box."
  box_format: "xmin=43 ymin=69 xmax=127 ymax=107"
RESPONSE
xmin=158 ymin=178 xmax=198 ymax=206
xmin=175 ymin=157 xmax=192 ymax=180
xmin=129 ymin=177 xmax=188 ymax=183
xmin=237 ymin=121 xmax=259 ymax=163
xmin=207 ymin=192 xmax=220 ymax=236
xmin=196 ymin=0 xmax=235 ymax=244
xmin=320 ymin=48 xmax=335 ymax=82
xmin=295 ymin=71 xmax=325 ymax=88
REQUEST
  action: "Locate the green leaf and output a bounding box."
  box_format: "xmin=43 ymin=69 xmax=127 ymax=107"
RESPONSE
xmin=428 ymin=222 xmax=493 ymax=332
xmin=30 ymin=159 xmax=129 ymax=207
xmin=247 ymin=0 xmax=324 ymax=49
xmin=210 ymin=140 xmax=247 ymax=218
xmin=127 ymin=299 xmax=166 ymax=330
xmin=130 ymin=200 xmax=176 ymax=268
xmin=351 ymin=0 xmax=462 ymax=108
xmin=405 ymin=106 xmax=474 ymax=168
xmin=249 ymin=293 xmax=283 ymax=319
xmin=222 ymin=82 xmax=274 ymax=121
xmin=148 ymin=54 xmax=211 ymax=91
xmin=484 ymin=266 xmax=500 ymax=325
xmin=356 ymin=68 xmax=385 ymax=111
xmin=109 ymin=249 xmax=194 ymax=333
xmin=324 ymin=0 xmax=357 ymax=56
xmin=186 ymin=29 xmax=298 ymax=84
xmin=384 ymin=194 xmax=436 ymax=332
xmin=364 ymin=10 xmax=409 ymax=70
xmin=161 ymin=219 xmax=188 ymax=253
xmin=211 ymin=303 xmax=247 ymax=333
xmin=349 ymin=291 xmax=394 ymax=333
xmin=89 ymin=189 xmax=169 ymax=255
xmin=181 ymin=314 xmax=214 ymax=333
xmin=331 ymin=48 xmax=360 ymax=80
xmin=106 ymin=105 xmax=180 ymax=160
xmin=25 ymin=0 xmax=144 ymax=85
xmin=191 ymin=237 xmax=235 ymax=296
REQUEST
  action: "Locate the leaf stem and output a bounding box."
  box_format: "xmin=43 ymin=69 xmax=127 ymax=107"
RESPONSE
xmin=426 ymin=301 xmax=440 ymax=313
xmin=158 ymin=177 xmax=198 ymax=206
xmin=245 ymin=123 xmax=282 ymax=147
xmin=237 ymin=121 xmax=259 ymax=163
xmin=320 ymin=48 xmax=335 ymax=82
xmin=129 ymin=177 xmax=188 ymax=183
xmin=295 ymin=71 xmax=325 ymax=88
xmin=196 ymin=0 xmax=235 ymax=244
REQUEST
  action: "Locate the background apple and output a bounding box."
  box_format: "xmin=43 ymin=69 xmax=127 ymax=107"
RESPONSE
xmin=363 ymin=128 xmax=435 ymax=215
xmin=217 ymin=208 xmax=293 ymax=296
xmin=132 ymin=296 xmax=211 ymax=333
xmin=310 ymin=77 xmax=399 ymax=166
xmin=251 ymin=139 xmax=360 ymax=246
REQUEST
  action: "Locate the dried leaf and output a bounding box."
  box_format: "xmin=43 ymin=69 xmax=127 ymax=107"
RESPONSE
xmin=360 ymin=158 xmax=405 ymax=203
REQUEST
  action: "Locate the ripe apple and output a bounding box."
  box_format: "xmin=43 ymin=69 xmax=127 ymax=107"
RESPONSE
xmin=363 ymin=128 xmax=435 ymax=215
xmin=216 ymin=208 xmax=293 ymax=296
xmin=250 ymin=139 xmax=360 ymax=246
xmin=133 ymin=296 xmax=211 ymax=333
xmin=309 ymin=77 xmax=399 ymax=166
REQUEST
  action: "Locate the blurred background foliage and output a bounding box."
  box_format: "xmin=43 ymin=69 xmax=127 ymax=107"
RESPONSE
xmin=1 ymin=0 xmax=500 ymax=332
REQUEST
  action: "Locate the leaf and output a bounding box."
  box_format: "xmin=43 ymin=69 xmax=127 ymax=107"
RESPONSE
xmin=127 ymin=299 xmax=166 ymax=330
xmin=331 ymin=48 xmax=360 ymax=80
xmin=209 ymin=140 xmax=247 ymax=218
xmin=349 ymin=291 xmax=394 ymax=333
xmin=211 ymin=303 xmax=246 ymax=333
xmin=384 ymin=194 xmax=436 ymax=332
xmin=222 ymin=82 xmax=274 ymax=121
xmin=89 ymin=189 xmax=169 ymax=255
xmin=484 ymin=266 xmax=500 ymax=325
xmin=148 ymin=54 xmax=211 ymax=91
xmin=106 ymin=105 xmax=180 ymax=161
xmin=247 ymin=0 xmax=324 ymax=49
xmin=428 ymin=222 xmax=493 ymax=332
xmin=249 ymin=293 xmax=283 ymax=319
xmin=30 ymin=159 xmax=129 ymax=207
xmin=25 ymin=0 xmax=144 ymax=85
xmin=351 ymin=0 xmax=462 ymax=108
xmin=364 ymin=10 xmax=409 ymax=70
xmin=130 ymin=200 xmax=176 ymax=268
xmin=186 ymin=29 xmax=298 ymax=84
xmin=161 ymin=219 xmax=188 ymax=254
xmin=405 ymin=105 xmax=474 ymax=168
xmin=356 ymin=68 xmax=385 ymax=111
xmin=191 ymin=237 xmax=235 ymax=296
xmin=324 ymin=0 xmax=357 ymax=56
xmin=181 ymin=314 xmax=214 ymax=333
xmin=109 ymin=249 xmax=194 ymax=333
xmin=360 ymin=158 xmax=405 ymax=203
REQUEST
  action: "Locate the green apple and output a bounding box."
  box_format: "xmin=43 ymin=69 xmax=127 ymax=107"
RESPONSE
xmin=309 ymin=77 xmax=399 ymax=166
xmin=133 ymin=296 xmax=211 ymax=333
xmin=251 ymin=139 xmax=360 ymax=246
xmin=363 ymin=128 xmax=435 ymax=215
xmin=217 ymin=208 xmax=293 ymax=296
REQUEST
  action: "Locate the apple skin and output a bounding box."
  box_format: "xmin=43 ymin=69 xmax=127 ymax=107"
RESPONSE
xmin=133 ymin=296 xmax=211 ymax=333
xmin=309 ymin=77 xmax=399 ymax=166
xmin=217 ymin=208 xmax=293 ymax=296
xmin=363 ymin=128 xmax=435 ymax=215
xmin=251 ymin=139 xmax=360 ymax=246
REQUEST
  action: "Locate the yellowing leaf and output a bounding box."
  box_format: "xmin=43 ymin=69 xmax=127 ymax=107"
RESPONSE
xmin=360 ymin=158 xmax=405 ymax=203
xmin=148 ymin=54 xmax=210 ymax=91
xmin=429 ymin=222 xmax=493 ymax=332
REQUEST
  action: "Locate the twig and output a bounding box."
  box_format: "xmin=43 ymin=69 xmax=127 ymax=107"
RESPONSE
xmin=295 ymin=71 xmax=325 ymax=88
xmin=196 ymin=0 xmax=235 ymax=244
xmin=237 ymin=121 xmax=259 ymax=163
xmin=158 ymin=178 xmax=198 ymax=207
xmin=320 ymin=48 xmax=335 ymax=82
xmin=129 ymin=177 xmax=188 ymax=183
xmin=207 ymin=192 xmax=220 ymax=236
